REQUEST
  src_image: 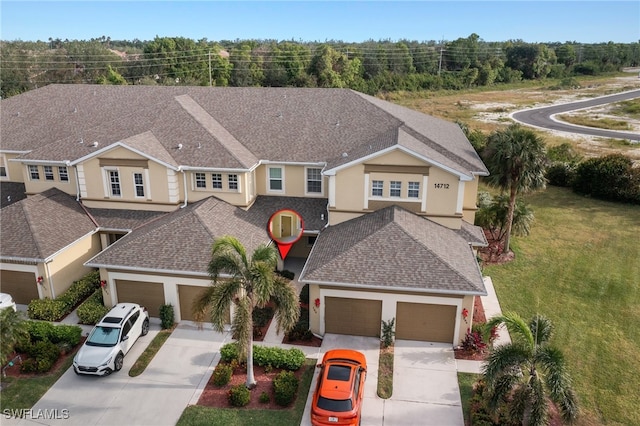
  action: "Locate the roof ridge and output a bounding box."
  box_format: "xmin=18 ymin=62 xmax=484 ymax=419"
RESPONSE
xmin=175 ymin=94 xmax=258 ymax=169
xmin=20 ymin=197 xmax=45 ymax=259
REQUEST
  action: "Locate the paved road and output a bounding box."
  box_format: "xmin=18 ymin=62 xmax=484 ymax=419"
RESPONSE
xmin=511 ymin=89 xmax=640 ymax=141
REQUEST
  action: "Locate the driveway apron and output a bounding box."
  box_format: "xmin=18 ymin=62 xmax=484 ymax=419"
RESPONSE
xmin=386 ymin=340 xmax=463 ymax=425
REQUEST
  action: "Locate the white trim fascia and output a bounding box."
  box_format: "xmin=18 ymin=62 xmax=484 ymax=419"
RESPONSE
xmin=12 ymin=159 xmax=70 ymax=166
xmin=456 ymin=181 xmax=465 ymax=214
xmin=0 ymin=256 xmax=43 ymax=264
xmin=3 ymin=150 xmax=31 ymax=155
xmin=44 ymin=230 xmax=99 ymax=262
xmin=83 ymin=262 xmax=223 ymax=278
xmin=179 ymin=165 xmax=252 ymax=173
xmin=69 ymin=142 xmax=179 ymax=171
xmin=300 ymin=279 xmax=487 ymax=296
xmin=260 ymin=160 xmax=327 ymax=167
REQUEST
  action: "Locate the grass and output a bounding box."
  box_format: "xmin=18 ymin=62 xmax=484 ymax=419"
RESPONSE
xmin=557 ymin=114 xmax=631 ymax=130
xmin=0 ymin=347 xmax=78 ymax=411
xmin=376 ymin=345 xmax=394 ymax=398
xmin=458 ymin=372 xmax=480 ymax=426
xmin=176 ymin=358 xmax=316 ymax=426
xmin=483 ymin=186 xmax=640 ymax=426
xmin=610 ymin=99 xmax=640 ymax=118
xmin=129 ymin=328 xmax=173 ymax=377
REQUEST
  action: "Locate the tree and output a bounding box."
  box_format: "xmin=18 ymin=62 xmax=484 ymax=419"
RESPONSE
xmin=475 ymin=192 xmax=534 ymax=243
xmin=96 ymin=65 xmax=128 ymax=85
xmin=483 ymin=312 xmax=578 ymax=425
xmin=0 ymin=308 xmax=28 ymax=365
xmin=482 ymin=124 xmax=546 ymax=253
xmin=193 ymin=236 xmax=299 ymax=389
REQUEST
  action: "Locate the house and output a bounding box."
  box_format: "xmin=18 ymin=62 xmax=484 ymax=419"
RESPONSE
xmin=0 ymin=84 xmax=488 ymax=345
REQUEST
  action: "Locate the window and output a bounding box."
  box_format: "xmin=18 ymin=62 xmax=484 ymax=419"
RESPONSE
xmin=109 ymin=170 xmax=121 ymax=196
xmin=134 ymin=173 xmax=145 ymax=197
xmin=306 ymin=168 xmax=322 ymax=193
xmin=44 ymin=166 xmax=54 ymax=181
xmin=228 ymin=174 xmax=238 ymax=190
xmin=372 ymin=180 xmax=383 ymax=197
xmin=212 ymin=173 xmax=222 ymax=189
xmin=28 ymin=165 xmax=40 ymax=180
xmin=390 ymin=181 xmax=401 ymax=197
xmin=58 ymin=166 xmax=69 ymax=182
xmin=268 ymin=167 xmax=283 ymax=191
xmin=0 ymin=156 xmax=7 ymax=178
xmin=195 ymin=173 xmax=206 ymax=189
xmin=408 ymin=181 xmax=420 ymax=198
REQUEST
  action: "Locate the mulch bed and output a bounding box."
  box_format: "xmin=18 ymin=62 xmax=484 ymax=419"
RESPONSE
xmin=282 ymin=334 xmax=323 ymax=347
xmin=454 ymin=296 xmax=489 ymax=361
xmin=197 ymin=362 xmax=309 ymax=409
xmin=1 ymin=338 xmax=85 ymax=379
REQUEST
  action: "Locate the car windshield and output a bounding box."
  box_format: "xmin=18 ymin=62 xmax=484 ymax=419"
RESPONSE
xmin=317 ymin=396 xmax=353 ymax=412
xmin=86 ymin=326 xmax=120 ymax=346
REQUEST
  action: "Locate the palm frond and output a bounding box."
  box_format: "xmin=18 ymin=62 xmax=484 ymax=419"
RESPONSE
xmin=232 ymin=295 xmax=252 ymax=361
xmin=529 ymin=314 xmax=553 ymax=346
xmin=251 ymin=244 xmax=277 ymax=267
xmin=508 ymin=383 xmax=530 ymax=424
xmin=536 ymin=346 xmax=579 ymax=422
xmin=270 ymin=276 xmax=300 ymax=334
xmin=251 ymin=261 xmax=276 ymax=306
xmin=528 ymin=375 xmax=549 ymax=426
xmin=483 ymin=342 xmax=531 ymax=387
xmin=486 ymin=311 xmax=535 ymax=348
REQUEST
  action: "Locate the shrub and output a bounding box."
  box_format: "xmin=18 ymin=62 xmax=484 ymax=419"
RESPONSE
xmin=461 ymin=330 xmax=487 ymax=353
xmin=298 ymin=284 xmax=309 ymax=305
xmin=228 ymin=384 xmax=251 ymax=407
xmin=26 ymin=320 xmax=55 ymax=342
xmin=572 ymin=154 xmax=640 ymax=204
xmin=159 ymin=304 xmax=175 ymax=329
xmin=381 ymin=318 xmax=395 ymax=348
xmin=212 ymin=363 xmax=233 ymax=386
xmin=21 ymin=340 xmax=60 ymax=373
xmin=286 ymin=307 xmax=312 ymax=342
xmin=27 ymin=298 xmax=67 ymax=322
xmin=220 ymin=342 xmax=240 ymax=363
xmin=546 ymin=162 xmax=576 ymax=187
xmin=50 ymin=324 xmax=82 ymax=346
xmin=273 ymin=370 xmax=299 ymax=406
xmin=259 ymin=391 xmax=270 ymax=403
xmin=77 ymin=290 xmax=109 ymax=325
xmin=253 ymin=306 xmax=274 ymax=328
xmin=253 ymin=346 xmax=306 ymax=371
xmin=27 ymin=270 xmax=100 ymax=321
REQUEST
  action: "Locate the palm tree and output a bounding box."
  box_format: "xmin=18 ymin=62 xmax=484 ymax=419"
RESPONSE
xmin=482 ymin=124 xmax=546 ymax=253
xmin=483 ymin=312 xmax=578 ymax=425
xmin=193 ymin=236 xmax=299 ymax=389
xmin=0 ymin=308 xmax=28 ymax=365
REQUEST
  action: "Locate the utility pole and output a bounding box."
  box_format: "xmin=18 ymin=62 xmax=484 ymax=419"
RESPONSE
xmin=438 ymin=47 xmax=445 ymax=76
xmin=208 ymin=50 xmax=212 ymax=87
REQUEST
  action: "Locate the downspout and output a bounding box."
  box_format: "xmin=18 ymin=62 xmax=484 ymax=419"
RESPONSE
xmin=71 ymin=161 xmax=80 ymax=201
xmin=321 ymin=164 xmax=330 ymax=229
xmin=44 ymin=259 xmax=55 ymax=299
xmin=180 ymin=167 xmax=188 ymax=208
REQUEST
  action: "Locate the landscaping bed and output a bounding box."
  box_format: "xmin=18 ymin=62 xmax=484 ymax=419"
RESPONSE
xmin=454 ymin=296 xmax=490 ymax=361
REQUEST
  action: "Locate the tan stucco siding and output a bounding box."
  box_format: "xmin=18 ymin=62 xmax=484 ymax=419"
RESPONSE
xmin=21 ymin=164 xmax=76 ymax=196
xmin=424 ymin=168 xmax=459 ymax=217
xmin=462 ymin=177 xmax=480 ymax=224
xmin=458 ymin=295 xmax=476 ymax=343
xmin=1 ymin=153 xmax=25 ymax=182
xmin=366 ymin=150 xmax=428 ymax=166
xmin=333 ymin=163 xmax=365 ymax=213
xmin=186 ymin=171 xmax=250 ymax=206
xmin=255 ymin=164 xmax=326 ymax=198
xmin=46 ymin=232 xmax=101 ymax=298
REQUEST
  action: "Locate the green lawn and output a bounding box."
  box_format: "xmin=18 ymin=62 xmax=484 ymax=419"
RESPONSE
xmin=483 ymin=186 xmax=640 ymax=425
xmin=458 ymin=372 xmax=479 ymax=426
xmin=176 ymin=358 xmax=316 ymax=426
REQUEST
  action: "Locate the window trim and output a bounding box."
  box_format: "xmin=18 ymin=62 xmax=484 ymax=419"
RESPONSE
xmin=408 ymin=181 xmax=420 ymax=198
xmin=305 ymin=167 xmax=323 ymax=196
xmin=108 ymin=169 xmax=122 ymax=197
xmin=195 ymin=172 xmax=207 ymax=189
xmin=390 ymin=181 xmax=402 ymax=197
xmin=211 ymin=173 xmax=223 ymax=190
xmin=267 ymin=166 xmax=284 ymax=193
xmin=0 ymin=155 xmax=8 ymax=179
xmin=133 ymin=172 xmax=145 ymax=198
xmin=371 ymin=180 xmax=383 ymax=197
xmin=28 ymin=165 xmax=40 ymax=181
xmin=228 ymin=174 xmax=240 ymax=191
xmin=58 ymin=166 xmax=69 ymax=182
xmin=43 ymin=165 xmax=55 ymax=181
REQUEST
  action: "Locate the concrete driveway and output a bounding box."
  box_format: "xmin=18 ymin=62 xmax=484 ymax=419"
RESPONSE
xmin=300 ymin=335 xmax=463 ymax=426
xmin=6 ymin=323 xmax=230 ymax=426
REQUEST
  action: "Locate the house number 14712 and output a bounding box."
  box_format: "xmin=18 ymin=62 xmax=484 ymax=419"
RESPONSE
xmin=433 ymin=183 xmax=450 ymax=189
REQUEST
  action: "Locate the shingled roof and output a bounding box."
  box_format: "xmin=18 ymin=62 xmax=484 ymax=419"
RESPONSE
xmin=0 ymin=188 xmax=97 ymax=262
xmin=2 ymin=85 xmax=487 ymax=178
xmin=85 ymin=195 xmax=326 ymax=274
xmin=300 ymin=205 xmax=486 ymax=295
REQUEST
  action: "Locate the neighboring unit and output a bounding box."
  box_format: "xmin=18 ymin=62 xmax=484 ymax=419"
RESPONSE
xmin=1 ymin=85 xmax=488 ymax=345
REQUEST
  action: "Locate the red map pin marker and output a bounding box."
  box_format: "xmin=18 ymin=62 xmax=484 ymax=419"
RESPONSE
xmin=267 ymin=209 xmax=304 ymax=260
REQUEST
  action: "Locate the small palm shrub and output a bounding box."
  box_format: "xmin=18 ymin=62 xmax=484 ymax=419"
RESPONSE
xmin=273 ymin=370 xmax=299 ymax=406
xmin=259 ymin=391 xmax=270 ymax=403
xmin=228 ymin=384 xmax=251 ymax=407
xmin=381 ymin=318 xmax=395 ymax=348
xmin=159 ymin=304 xmax=174 ymax=329
xmin=212 ymin=363 xmax=233 ymax=386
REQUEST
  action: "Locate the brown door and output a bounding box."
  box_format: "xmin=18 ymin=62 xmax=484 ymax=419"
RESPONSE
xmin=115 ymin=280 xmax=165 ymax=317
xmin=324 ymin=297 xmax=382 ymax=337
xmin=0 ymin=270 xmax=39 ymax=304
xmin=395 ymin=302 xmax=456 ymax=343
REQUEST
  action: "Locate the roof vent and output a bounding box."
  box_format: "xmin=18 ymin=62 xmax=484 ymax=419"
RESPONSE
xmin=335 ymin=120 xmax=340 ymax=126
xmin=15 ymin=112 xmax=20 ymax=117
xmin=91 ymin=141 xmax=99 ymax=148
xmin=277 ymin=112 xmax=283 ymax=118
xmin=79 ymin=138 xmax=84 ymax=144
xmin=73 ymin=107 xmax=77 ymax=113
xmin=342 ymin=152 xmax=348 ymax=158
xmin=178 ymin=143 xmax=183 ymax=150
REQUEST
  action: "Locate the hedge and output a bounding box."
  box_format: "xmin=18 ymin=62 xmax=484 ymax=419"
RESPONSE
xmin=219 ymin=342 xmax=306 ymax=370
xmin=273 ymin=370 xmax=299 ymax=406
xmin=77 ymin=290 xmax=109 ymax=325
xmin=28 ymin=270 xmax=100 ymax=321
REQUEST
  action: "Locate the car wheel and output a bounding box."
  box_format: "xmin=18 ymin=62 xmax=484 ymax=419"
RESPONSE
xmin=114 ymin=353 xmax=124 ymax=372
xmin=141 ymin=319 xmax=149 ymax=336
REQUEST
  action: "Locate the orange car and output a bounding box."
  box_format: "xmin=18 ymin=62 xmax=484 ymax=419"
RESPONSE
xmin=311 ymin=349 xmax=367 ymax=426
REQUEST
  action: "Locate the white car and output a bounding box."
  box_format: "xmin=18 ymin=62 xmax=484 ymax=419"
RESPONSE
xmin=73 ymin=303 xmax=149 ymax=376
xmin=0 ymin=293 xmax=17 ymax=311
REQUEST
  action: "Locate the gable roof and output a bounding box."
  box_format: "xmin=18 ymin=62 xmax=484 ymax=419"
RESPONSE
xmin=299 ymin=205 xmax=486 ymax=295
xmin=2 ymin=85 xmax=487 ymax=178
xmin=0 ymin=188 xmax=97 ymax=262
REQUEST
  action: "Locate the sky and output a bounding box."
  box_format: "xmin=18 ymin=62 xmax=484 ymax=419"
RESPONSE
xmin=1 ymin=1 xmax=638 ymax=44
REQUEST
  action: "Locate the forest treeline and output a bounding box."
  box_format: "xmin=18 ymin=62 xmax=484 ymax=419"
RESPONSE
xmin=1 ymin=34 xmax=639 ymax=98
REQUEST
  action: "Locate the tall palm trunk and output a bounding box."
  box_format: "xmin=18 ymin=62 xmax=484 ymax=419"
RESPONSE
xmin=504 ymin=184 xmax=518 ymax=253
xmin=246 ymin=330 xmax=256 ymax=389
